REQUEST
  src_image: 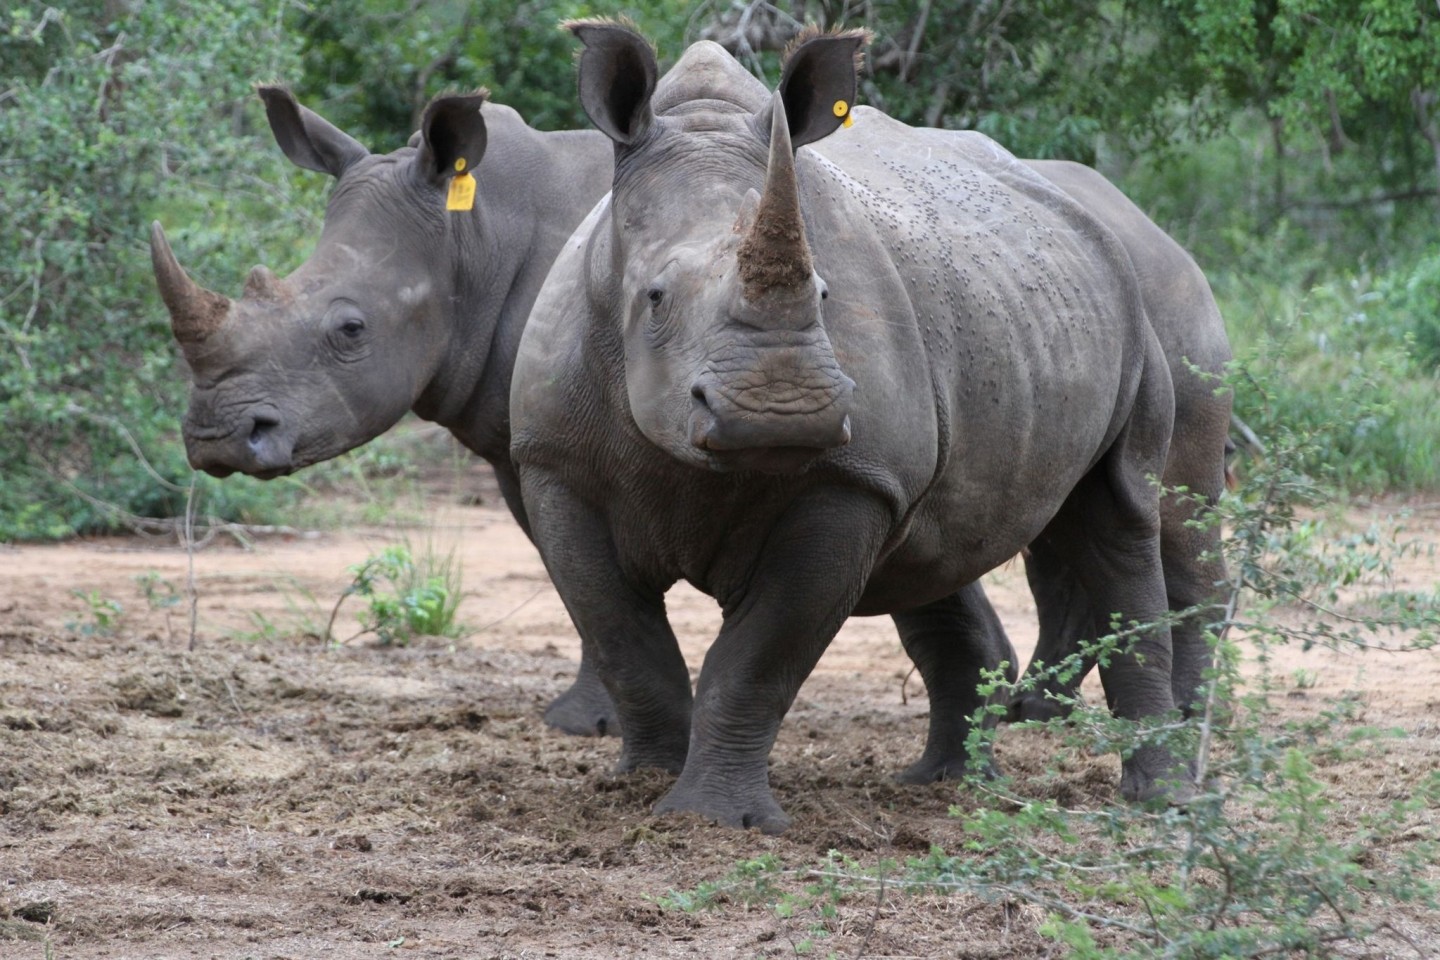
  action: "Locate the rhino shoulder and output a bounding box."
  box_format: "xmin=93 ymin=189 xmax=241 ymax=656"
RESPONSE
xmin=511 ymin=194 xmax=613 ymax=441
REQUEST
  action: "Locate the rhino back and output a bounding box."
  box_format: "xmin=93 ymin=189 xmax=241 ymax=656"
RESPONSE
xmin=799 ymin=110 xmax=1155 ymax=589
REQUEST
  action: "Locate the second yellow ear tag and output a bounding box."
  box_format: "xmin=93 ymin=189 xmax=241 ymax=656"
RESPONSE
xmin=446 ymin=158 xmax=475 ymax=212
xmin=833 ymin=99 xmax=854 ymax=129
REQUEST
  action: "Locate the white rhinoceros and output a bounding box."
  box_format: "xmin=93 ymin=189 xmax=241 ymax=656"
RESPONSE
xmin=511 ymin=23 xmax=1195 ymax=833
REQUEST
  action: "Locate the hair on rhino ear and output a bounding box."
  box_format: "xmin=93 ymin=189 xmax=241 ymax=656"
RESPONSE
xmin=257 ymin=84 xmax=370 ymax=178
xmin=564 ymin=17 xmax=658 ymax=145
xmin=775 ymin=25 xmax=871 ymax=149
xmin=417 ymin=89 xmax=490 ymax=185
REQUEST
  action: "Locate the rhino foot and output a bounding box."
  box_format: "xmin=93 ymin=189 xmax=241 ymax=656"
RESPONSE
xmin=895 ymin=752 xmax=997 ymax=785
xmin=543 ymin=676 xmax=622 ymax=737
xmin=654 ymin=782 xmax=791 ymax=835
xmin=1119 ymin=748 xmax=1197 ymax=806
xmin=1006 ymin=691 xmax=1078 ymax=724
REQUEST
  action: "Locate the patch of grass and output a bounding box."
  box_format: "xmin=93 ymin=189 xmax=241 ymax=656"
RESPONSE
xmin=324 ymin=539 xmax=464 ymax=647
xmin=227 ymin=577 xmax=326 ymax=644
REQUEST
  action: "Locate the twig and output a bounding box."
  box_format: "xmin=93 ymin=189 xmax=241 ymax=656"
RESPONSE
xmin=185 ymin=472 xmax=199 ymax=651
xmin=1377 ymin=921 xmax=1431 ymax=960
xmin=471 ymin=585 xmax=548 ymax=634
xmin=63 ymin=402 xmax=189 ymax=493
xmin=900 ymin=663 xmax=918 ymax=705
xmin=854 ymin=869 xmax=887 ymax=958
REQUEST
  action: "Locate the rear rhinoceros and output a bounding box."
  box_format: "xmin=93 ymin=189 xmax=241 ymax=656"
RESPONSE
xmin=511 ymin=23 xmax=1192 ymax=833
xmin=150 ymin=85 xmax=630 ymax=733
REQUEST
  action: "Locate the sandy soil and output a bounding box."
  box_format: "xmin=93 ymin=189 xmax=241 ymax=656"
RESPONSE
xmin=1 ymin=466 xmax=1437 ymax=959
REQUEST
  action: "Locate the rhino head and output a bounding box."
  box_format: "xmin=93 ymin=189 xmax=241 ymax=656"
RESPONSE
xmin=569 ymin=23 xmax=865 ymax=474
xmin=151 ymin=87 xmax=489 ymax=478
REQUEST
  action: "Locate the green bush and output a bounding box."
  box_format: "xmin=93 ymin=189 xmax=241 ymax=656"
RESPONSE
xmin=1219 ymin=244 xmax=1440 ymax=492
xmin=0 ymin=2 xmax=325 ymax=540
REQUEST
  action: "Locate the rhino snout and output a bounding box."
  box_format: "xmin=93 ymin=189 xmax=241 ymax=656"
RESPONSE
xmin=688 ymin=374 xmax=855 ymax=454
xmin=185 ymin=408 xmax=297 ymax=479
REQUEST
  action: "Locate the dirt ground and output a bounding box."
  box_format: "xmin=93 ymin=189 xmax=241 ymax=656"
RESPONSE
xmin=2 ymin=465 xmax=1437 ymax=959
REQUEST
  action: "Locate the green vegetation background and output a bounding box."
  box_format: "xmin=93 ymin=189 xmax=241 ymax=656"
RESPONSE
xmin=2 ymin=0 xmax=1437 ymax=540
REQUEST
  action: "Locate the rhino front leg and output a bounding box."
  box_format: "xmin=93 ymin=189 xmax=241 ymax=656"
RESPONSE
xmin=524 ymin=474 xmax=691 ymax=772
xmin=894 ymin=582 xmax=1018 ymax=783
xmin=654 ymin=492 xmax=891 ymax=835
xmin=543 ymin=656 xmax=622 ymax=737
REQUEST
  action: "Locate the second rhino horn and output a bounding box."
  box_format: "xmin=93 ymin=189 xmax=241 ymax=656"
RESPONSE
xmin=243 ymin=264 xmax=287 ymax=302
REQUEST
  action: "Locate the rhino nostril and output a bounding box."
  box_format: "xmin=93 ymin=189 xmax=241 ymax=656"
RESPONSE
xmin=249 ymin=414 xmax=280 ymax=449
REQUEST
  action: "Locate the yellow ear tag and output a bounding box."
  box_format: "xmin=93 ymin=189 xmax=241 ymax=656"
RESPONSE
xmin=833 ymin=99 xmax=854 ymax=128
xmin=446 ymin=157 xmax=475 ymax=212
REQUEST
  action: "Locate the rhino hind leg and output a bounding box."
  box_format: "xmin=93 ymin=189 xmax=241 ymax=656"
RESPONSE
xmin=1029 ymin=386 xmax=1195 ymax=805
xmin=544 ymin=657 xmax=623 ymax=737
xmin=1009 ymin=551 xmax=1098 ymax=723
xmin=1159 ymin=486 xmax=1228 ymax=718
xmin=893 ymin=582 xmax=1018 ymax=784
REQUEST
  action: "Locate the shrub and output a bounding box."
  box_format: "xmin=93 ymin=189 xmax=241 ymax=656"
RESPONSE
xmin=0 ymin=2 xmax=323 ymax=540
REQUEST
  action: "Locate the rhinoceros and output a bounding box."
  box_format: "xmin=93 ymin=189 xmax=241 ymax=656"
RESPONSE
xmin=510 ymin=23 xmax=1193 ymax=833
xmin=150 ymin=85 xmax=635 ymax=734
xmin=149 ymin=86 xmax=611 ymax=543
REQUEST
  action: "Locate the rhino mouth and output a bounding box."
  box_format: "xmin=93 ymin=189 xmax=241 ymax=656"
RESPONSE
xmin=695 ymin=445 xmax=829 ymax=475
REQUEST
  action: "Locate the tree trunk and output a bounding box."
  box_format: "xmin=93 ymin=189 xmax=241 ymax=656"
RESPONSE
xmin=1411 ymin=87 xmax=1440 ymax=214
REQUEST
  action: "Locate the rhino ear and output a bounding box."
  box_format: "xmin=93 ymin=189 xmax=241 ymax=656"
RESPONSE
xmin=257 ymin=85 xmax=369 ymax=178
xmin=773 ymin=27 xmax=869 ymax=149
xmin=416 ymin=91 xmax=490 ymax=185
xmin=567 ymin=19 xmax=657 ymax=146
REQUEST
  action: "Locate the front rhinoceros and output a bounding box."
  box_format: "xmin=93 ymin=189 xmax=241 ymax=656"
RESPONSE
xmin=511 ymin=23 xmax=1190 ymax=834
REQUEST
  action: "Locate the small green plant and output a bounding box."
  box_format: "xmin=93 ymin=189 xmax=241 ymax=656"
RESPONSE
xmin=67 ymin=589 xmax=123 ymax=636
xmin=135 ymin=571 xmax=181 ymax=610
xmin=324 ymin=542 xmax=463 ymax=646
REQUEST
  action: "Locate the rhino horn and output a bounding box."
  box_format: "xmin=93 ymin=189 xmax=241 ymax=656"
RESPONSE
xmin=150 ymin=221 xmax=231 ymax=344
xmin=737 ymin=91 xmax=813 ymax=300
xmin=243 ymin=264 xmax=287 ymax=302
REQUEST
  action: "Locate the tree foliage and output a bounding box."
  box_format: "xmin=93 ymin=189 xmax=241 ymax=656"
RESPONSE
xmin=0 ymin=1 xmax=326 ymax=540
xmin=0 ymin=0 xmax=1436 ymax=540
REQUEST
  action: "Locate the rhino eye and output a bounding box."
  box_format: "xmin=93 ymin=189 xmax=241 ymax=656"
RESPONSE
xmin=647 ymin=287 xmax=664 ymax=307
xmin=339 ymin=317 xmax=365 ymax=337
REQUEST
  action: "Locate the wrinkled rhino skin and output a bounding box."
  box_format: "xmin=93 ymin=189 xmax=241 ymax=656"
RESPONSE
xmin=512 ymin=25 xmax=1193 ymax=834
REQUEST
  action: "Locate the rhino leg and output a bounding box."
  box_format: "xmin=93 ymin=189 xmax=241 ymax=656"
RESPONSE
xmin=893 ymin=582 xmax=1017 ymax=783
xmin=525 ymin=475 xmax=692 ymax=772
xmin=655 ymin=491 xmax=891 ymax=835
xmin=1028 ymin=371 xmax=1194 ymax=805
xmin=1012 ymin=456 xmax=1229 ymax=724
xmin=495 ymin=463 xmax=626 ymax=737
xmin=543 ymin=657 xmax=623 ymax=737
xmin=1158 ymin=482 xmax=1228 ymax=718
xmin=1009 ymin=551 xmax=1097 ymax=722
